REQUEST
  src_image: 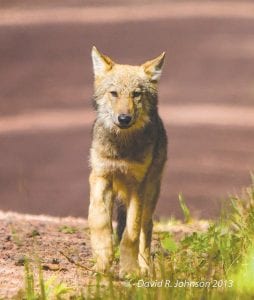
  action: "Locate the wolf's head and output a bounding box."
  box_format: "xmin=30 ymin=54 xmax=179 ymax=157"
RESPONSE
xmin=91 ymin=46 xmax=165 ymax=133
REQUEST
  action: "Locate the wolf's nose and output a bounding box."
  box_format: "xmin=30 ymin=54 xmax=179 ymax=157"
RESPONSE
xmin=118 ymin=114 xmax=132 ymax=126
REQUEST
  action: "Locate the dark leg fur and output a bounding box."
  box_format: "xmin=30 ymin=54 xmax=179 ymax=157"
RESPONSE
xmin=116 ymin=202 xmax=126 ymax=243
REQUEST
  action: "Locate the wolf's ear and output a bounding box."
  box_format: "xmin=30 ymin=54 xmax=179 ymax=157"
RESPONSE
xmin=142 ymin=52 xmax=166 ymax=82
xmin=91 ymin=46 xmax=114 ymax=77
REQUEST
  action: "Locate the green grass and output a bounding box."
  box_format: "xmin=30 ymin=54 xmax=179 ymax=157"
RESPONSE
xmin=16 ymin=178 xmax=254 ymax=299
xmin=58 ymin=225 xmax=78 ymax=234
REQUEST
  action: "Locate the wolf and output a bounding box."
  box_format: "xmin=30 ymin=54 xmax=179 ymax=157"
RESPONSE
xmin=88 ymin=46 xmax=167 ymax=276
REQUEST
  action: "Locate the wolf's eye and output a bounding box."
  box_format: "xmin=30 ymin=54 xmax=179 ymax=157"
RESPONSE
xmin=132 ymin=91 xmax=142 ymax=98
xmin=110 ymin=91 xmax=118 ymax=97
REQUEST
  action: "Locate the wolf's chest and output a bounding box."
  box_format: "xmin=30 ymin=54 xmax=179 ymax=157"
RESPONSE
xmin=90 ymin=148 xmax=152 ymax=182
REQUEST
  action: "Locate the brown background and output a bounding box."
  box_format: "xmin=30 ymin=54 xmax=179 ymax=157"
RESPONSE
xmin=0 ymin=0 xmax=254 ymax=219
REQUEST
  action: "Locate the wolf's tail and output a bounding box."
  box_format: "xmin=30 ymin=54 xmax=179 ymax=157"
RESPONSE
xmin=116 ymin=201 xmax=126 ymax=243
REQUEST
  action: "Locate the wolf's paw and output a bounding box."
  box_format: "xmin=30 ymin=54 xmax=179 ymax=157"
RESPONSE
xmin=140 ymin=265 xmax=151 ymax=277
xmin=138 ymin=254 xmax=151 ymax=276
xmin=92 ymin=260 xmax=112 ymax=274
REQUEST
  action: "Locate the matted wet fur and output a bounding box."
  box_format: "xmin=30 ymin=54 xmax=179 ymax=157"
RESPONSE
xmin=88 ymin=46 xmax=167 ymax=276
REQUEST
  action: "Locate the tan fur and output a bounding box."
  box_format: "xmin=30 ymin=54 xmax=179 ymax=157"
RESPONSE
xmin=88 ymin=46 xmax=167 ymax=276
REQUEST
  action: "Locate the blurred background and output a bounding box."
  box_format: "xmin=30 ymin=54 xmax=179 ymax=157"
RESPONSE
xmin=0 ymin=0 xmax=254 ymax=220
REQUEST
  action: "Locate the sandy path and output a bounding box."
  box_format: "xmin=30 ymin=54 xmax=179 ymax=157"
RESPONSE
xmin=1 ymin=2 xmax=254 ymax=27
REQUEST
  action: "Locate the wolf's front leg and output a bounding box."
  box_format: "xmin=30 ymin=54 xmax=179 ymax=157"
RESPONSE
xmin=139 ymin=185 xmax=160 ymax=275
xmin=88 ymin=173 xmax=113 ymax=273
xmin=139 ymin=210 xmax=153 ymax=275
xmin=120 ymin=193 xmax=142 ymax=276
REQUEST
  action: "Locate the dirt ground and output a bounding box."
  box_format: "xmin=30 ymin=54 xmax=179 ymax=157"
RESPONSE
xmin=0 ymin=210 xmax=208 ymax=298
xmin=0 ymin=1 xmax=254 ymax=220
xmin=0 ymin=210 xmax=91 ymax=298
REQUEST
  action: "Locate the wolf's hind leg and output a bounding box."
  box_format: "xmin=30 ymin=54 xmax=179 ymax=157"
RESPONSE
xmin=88 ymin=173 xmax=113 ymax=272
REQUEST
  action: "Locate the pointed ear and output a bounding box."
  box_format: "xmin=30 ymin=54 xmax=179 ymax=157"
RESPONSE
xmin=91 ymin=46 xmax=114 ymax=77
xmin=142 ymin=52 xmax=166 ymax=82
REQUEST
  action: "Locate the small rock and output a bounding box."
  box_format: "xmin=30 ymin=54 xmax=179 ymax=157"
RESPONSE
xmin=15 ymin=256 xmax=26 ymax=266
xmin=52 ymin=258 xmax=60 ymax=264
xmin=5 ymin=235 xmax=11 ymax=241
xmin=42 ymin=264 xmax=60 ymax=271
